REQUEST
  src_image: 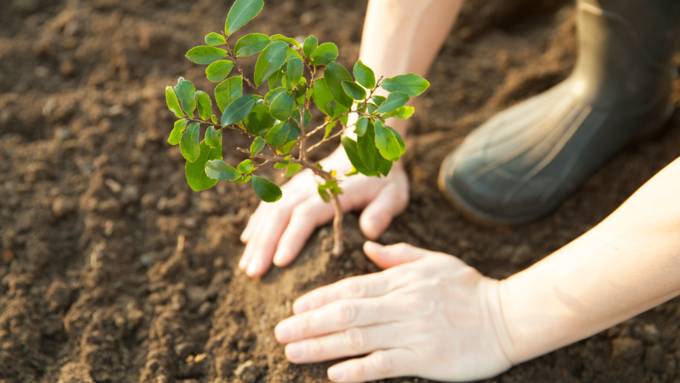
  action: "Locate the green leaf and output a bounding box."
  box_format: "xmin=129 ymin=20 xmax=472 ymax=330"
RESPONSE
xmin=286 ymin=58 xmax=303 ymax=86
xmin=165 ymin=86 xmax=184 ymax=118
xmin=386 ymin=126 xmax=406 ymax=154
xmin=186 ymin=46 xmax=228 ymax=64
xmin=205 ymin=126 xmax=222 ymax=148
xmin=376 ymin=91 xmax=409 ymax=114
xmin=341 ymin=135 xmax=376 ymax=177
xmin=293 ymin=109 xmax=313 ymax=129
xmin=215 ymin=76 xmax=243 ymax=112
xmin=317 ymin=185 xmax=331 ymax=202
xmin=205 ymin=32 xmax=226 ymax=46
xmin=358 ymin=123 xmax=392 ymax=176
xmin=309 ymin=42 xmax=338 ymax=66
xmin=180 ymin=122 xmax=201 ymax=162
xmin=265 ymin=87 xmax=287 ymax=104
xmin=254 ymin=41 xmax=289 ymax=86
xmin=324 ymin=120 xmax=337 ymax=138
xmin=286 ymin=122 xmax=301 ymax=142
xmin=353 ymin=60 xmax=376 ymax=89
xmin=355 ymin=117 xmax=371 ymax=137
xmin=342 ymin=81 xmax=366 ymax=101
xmin=238 ymin=159 xmax=254 ymax=174
xmin=268 ymin=69 xmax=285 ymax=90
xmin=373 ymin=119 xmax=401 ymax=161
xmin=383 ymin=106 xmax=414 ymax=120
xmin=251 ymin=136 xmax=266 ymax=155
xmin=312 ymin=78 xmax=335 ymax=115
xmin=231 ymin=175 xmax=252 ymax=183
xmin=211 ymin=114 xmax=218 ymax=124
xmin=286 ymin=48 xmax=303 ymax=62
xmin=205 ymin=159 xmax=240 ymax=180
xmin=168 ymin=119 xmax=187 ymax=145
xmin=252 ymin=175 xmax=282 ymax=203
xmin=380 ymin=73 xmax=430 ymax=97
xmin=302 ymin=36 xmax=318 ymax=57
xmin=245 ymin=103 xmax=276 ymax=135
xmin=221 ymin=95 xmax=260 ymax=126
xmin=225 ymin=0 xmax=264 ymax=36
xmin=331 ymin=101 xmax=349 ymax=119
xmin=270 ymin=34 xmax=300 ymax=48
xmin=372 ymin=95 xmax=387 ymax=106
xmin=285 ymin=163 xmax=302 ymax=177
xmin=196 ymin=90 xmax=213 ymax=120
xmin=174 ymin=77 xmax=196 ymax=117
xmin=206 ymin=60 xmax=234 ymax=83
xmin=295 ymin=83 xmax=309 ymax=100
xmin=269 ymin=91 xmax=295 ymax=120
xmin=186 ymin=141 xmax=222 ymax=191
xmin=234 ymin=33 xmax=270 ymax=57
xmin=266 ymin=120 xmax=291 ymax=147
xmin=277 ymin=141 xmax=297 ymax=155
xmin=318 ymin=179 xmax=342 ymax=202
xmin=324 ymin=62 xmax=353 ymax=108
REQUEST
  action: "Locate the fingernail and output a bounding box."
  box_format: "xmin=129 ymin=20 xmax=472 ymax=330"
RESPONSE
xmin=285 ymin=343 xmax=303 ymax=361
xmin=328 ymin=365 xmax=345 ymax=381
xmin=246 ymin=259 xmax=261 ymax=276
xmin=275 ymin=322 xmax=292 ymax=342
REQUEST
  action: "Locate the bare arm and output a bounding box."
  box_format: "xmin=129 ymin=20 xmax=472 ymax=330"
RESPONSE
xmin=359 ymin=0 xmax=462 ymax=135
xmin=500 ymin=157 xmax=680 ymax=363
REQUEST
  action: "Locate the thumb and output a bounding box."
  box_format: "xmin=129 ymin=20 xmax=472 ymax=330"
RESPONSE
xmin=359 ymin=182 xmax=408 ymax=240
xmin=363 ymin=241 xmax=431 ymax=269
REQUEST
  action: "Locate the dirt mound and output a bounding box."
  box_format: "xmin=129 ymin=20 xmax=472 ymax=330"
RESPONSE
xmin=1 ymin=0 xmax=680 ymax=382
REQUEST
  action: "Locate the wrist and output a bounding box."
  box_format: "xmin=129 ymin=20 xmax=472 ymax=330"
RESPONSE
xmin=484 ymin=278 xmax=521 ymax=366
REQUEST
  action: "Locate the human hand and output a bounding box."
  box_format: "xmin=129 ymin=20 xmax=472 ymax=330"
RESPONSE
xmin=274 ymin=242 xmax=515 ymax=382
xmin=239 ymin=148 xmax=409 ymax=277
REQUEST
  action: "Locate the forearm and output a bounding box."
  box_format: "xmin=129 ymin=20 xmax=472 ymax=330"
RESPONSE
xmin=498 ymin=158 xmax=680 ymax=364
xmin=360 ymin=0 xmax=462 ymax=135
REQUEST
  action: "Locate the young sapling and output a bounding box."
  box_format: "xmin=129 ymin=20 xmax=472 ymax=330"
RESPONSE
xmin=165 ymin=0 xmax=429 ymax=256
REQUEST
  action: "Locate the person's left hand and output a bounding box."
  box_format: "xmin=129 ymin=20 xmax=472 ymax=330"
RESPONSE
xmin=274 ymin=242 xmax=514 ymax=382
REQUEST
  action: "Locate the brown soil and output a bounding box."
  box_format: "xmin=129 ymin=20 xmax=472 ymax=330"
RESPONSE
xmin=2 ymin=0 xmax=680 ymax=382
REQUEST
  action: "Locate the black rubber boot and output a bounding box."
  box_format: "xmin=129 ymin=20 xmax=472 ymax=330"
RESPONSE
xmin=438 ymin=0 xmax=680 ymax=225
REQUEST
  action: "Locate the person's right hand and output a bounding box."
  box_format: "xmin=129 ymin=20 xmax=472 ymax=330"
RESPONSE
xmin=239 ymin=147 xmax=409 ymax=277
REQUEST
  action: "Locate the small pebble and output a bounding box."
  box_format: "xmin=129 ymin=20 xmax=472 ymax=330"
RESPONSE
xmin=2 ymin=249 xmax=15 ymax=265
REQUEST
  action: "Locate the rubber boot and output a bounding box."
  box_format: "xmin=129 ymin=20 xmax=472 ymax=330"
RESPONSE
xmin=438 ymin=0 xmax=680 ymax=225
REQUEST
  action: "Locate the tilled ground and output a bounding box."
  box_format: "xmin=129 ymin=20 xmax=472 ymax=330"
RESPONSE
xmin=2 ymin=0 xmax=680 ymax=382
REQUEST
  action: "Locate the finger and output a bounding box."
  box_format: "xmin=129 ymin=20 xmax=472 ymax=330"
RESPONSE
xmin=239 ymin=214 xmax=268 ymax=270
xmin=244 ymin=205 xmax=292 ymax=277
xmin=363 ymin=242 xmax=430 ymax=270
xmin=241 ymin=173 xmax=309 ymax=244
xmin=284 ymin=322 xmax=406 ymax=364
xmin=359 ymin=182 xmax=408 ymax=240
xmin=240 ymin=205 xmax=262 ymax=243
xmin=327 ymin=348 xmax=416 ymax=382
xmin=292 ymin=272 xmax=394 ymax=314
xmin=276 ymin=297 xmax=408 ymax=343
xmin=273 ymin=198 xmax=336 ymax=267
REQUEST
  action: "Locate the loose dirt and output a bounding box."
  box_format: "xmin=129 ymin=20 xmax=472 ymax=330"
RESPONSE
xmin=1 ymin=0 xmax=680 ymax=382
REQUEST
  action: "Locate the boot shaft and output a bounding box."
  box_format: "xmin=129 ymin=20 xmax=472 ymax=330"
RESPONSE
xmin=572 ymin=0 xmax=680 ymax=109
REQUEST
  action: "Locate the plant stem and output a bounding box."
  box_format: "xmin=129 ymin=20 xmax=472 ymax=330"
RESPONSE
xmin=330 ymin=192 xmax=344 ymax=256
